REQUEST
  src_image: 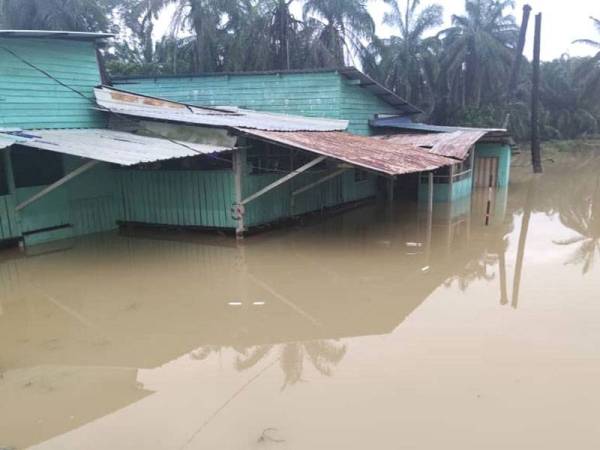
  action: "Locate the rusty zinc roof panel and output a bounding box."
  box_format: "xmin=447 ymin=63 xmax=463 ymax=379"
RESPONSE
xmin=94 ymin=87 xmax=349 ymax=132
xmin=237 ymin=129 xmax=455 ymax=176
xmin=377 ymin=130 xmax=488 ymax=160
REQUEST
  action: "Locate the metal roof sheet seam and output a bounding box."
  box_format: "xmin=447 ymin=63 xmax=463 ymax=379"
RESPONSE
xmin=236 ymin=129 xmax=456 ymax=176
xmin=94 ymin=87 xmax=349 ymax=132
xmin=15 ymin=129 xmax=233 ymax=166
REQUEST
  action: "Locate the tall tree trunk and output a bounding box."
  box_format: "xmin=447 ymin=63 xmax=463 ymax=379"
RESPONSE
xmin=506 ymin=5 xmax=532 ymax=103
xmin=531 ymin=13 xmax=543 ymax=173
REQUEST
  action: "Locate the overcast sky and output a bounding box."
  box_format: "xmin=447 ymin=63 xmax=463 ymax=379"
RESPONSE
xmin=156 ymin=0 xmax=599 ymax=62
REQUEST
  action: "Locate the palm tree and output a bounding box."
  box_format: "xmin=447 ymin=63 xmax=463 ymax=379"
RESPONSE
xmin=170 ymin=0 xmax=239 ymax=72
xmin=119 ymin=0 xmax=168 ymax=65
xmin=302 ymin=0 xmax=375 ymax=67
xmin=573 ymin=17 xmax=600 ymax=113
xmin=439 ymin=0 xmax=518 ymax=109
xmin=235 ymin=340 xmax=347 ymax=390
xmin=0 ymin=0 xmax=115 ymax=31
xmin=365 ymin=0 xmax=443 ymax=111
xmin=554 ymin=177 xmax=600 ymax=275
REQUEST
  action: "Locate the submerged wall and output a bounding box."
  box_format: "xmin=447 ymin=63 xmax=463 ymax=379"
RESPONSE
xmin=417 ymin=143 xmax=512 ymax=204
xmin=475 ymin=143 xmax=512 ymax=187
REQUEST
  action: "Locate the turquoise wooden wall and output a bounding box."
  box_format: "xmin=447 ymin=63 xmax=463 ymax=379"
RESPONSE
xmin=0 ymin=38 xmax=106 ymax=130
xmin=0 ymin=152 xmax=121 ymax=246
xmin=115 ymin=72 xmax=399 ymax=135
xmin=475 ymin=143 xmax=511 ymax=187
xmin=0 ymin=194 xmax=19 ymax=241
xmin=244 ymin=169 xmax=377 ymax=227
xmin=417 ymin=143 xmax=511 ymax=204
xmin=118 ymin=169 xmax=236 ymax=229
xmin=339 ymin=80 xmax=399 ymax=135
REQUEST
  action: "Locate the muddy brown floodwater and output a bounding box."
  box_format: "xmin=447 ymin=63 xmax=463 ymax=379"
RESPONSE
xmin=1 ymin=150 xmax=600 ymax=450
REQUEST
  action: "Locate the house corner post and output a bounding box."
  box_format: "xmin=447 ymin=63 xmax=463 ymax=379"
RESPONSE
xmin=233 ymin=146 xmax=247 ymax=240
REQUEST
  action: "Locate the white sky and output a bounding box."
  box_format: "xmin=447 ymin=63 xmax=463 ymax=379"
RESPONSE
xmin=155 ymin=0 xmax=599 ymax=61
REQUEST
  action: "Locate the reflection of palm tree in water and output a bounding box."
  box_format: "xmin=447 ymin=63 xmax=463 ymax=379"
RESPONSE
xmin=554 ymin=177 xmax=600 ymax=274
xmin=235 ymin=340 xmax=347 ymax=390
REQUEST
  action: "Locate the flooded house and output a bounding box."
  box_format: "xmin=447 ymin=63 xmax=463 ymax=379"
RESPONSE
xmin=115 ymin=69 xmax=513 ymax=202
xmin=1 ymin=30 xmax=510 ymax=248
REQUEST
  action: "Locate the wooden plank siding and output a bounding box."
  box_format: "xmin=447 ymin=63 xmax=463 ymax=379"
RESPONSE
xmin=118 ymin=169 xmax=237 ymax=229
xmin=115 ymin=71 xmax=401 ymax=135
xmin=0 ymin=38 xmax=106 ymax=129
xmin=0 ymin=194 xmax=20 ymax=240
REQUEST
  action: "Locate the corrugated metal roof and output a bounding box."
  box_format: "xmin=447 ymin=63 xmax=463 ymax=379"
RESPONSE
xmin=94 ymin=87 xmax=349 ymax=132
xmin=377 ymin=131 xmax=489 ymax=160
xmin=237 ymin=129 xmax=455 ymax=176
xmin=111 ymin=67 xmax=422 ymax=116
xmin=0 ymin=30 xmax=114 ymax=40
xmin=16 ymin=129 xmax=232 ymax=166
xmin=0 ymin=134 xmax=17 ymax=149
xmin=370 ymin=116 xmax=508 ymax=136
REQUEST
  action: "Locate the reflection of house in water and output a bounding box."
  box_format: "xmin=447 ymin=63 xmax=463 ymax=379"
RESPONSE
xmin=0 ymin=192 xmax=516 ymax=448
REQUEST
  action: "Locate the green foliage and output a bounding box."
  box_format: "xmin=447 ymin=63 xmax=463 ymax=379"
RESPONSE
xmin=1 ymin=0 xmax=599 ymax=141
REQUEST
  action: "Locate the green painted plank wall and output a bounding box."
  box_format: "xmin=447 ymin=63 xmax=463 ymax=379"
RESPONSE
xmin=116 ymin=72 xmax=344 ymax=120
xmin=475 ymin=143 xmax=512 ymax=187
xmin=340 ymin=80 xmax=400 ymax=135
xmin=0 ymin=194 xmax=20 ymax=240
xmin=115 ymin=72 xmax=403 ymax=134
xmin=118 ymin=169 xmax=237 ymax=229
xmin=3 ymin=154 xmax=121 ymax=246
xmin=244 ymin=168 xmax=376 ymax=227
xmin=0 ymin=38 xmax=106 ymax=129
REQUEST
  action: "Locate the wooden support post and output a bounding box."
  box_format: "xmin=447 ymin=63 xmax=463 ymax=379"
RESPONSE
xmin=387 ymin=176 xmax=395 ymax=207
xmin=448 ymin=163 xmax=455 ymax=203
xmin=232 ymin=147 xmax=246 ymax=240
xmin=531 ymin=13 xmax=543 ymax=174
xmin=426 ymin=172 xmax=434 ymax=251
xmin=15 ymin=160 xmax=99 ymax=212
xmin=2 ymin=149 xmax=16 ymax=195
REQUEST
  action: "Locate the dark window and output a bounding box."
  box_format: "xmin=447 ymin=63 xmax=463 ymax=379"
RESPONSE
xmin=11 ymin=146 xmax=64 ymax=188
xmin=248 ymin=141 xmax=294 ymax=174
xmin=354 ymin=169 xmax=368 ymax=182
xmin=0 ymin=155 xmax=8 ymax=195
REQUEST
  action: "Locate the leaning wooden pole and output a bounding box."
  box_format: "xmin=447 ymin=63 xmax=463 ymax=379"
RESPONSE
xmin=531 ymin=13 xmax=543 ymax=174
xmin=507 ymin=5 xmax=532 ymax=103
xmin=504 ymin=4 xmax=532 ymax=128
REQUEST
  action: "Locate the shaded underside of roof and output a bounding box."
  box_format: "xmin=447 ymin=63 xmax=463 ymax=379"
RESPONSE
xmin=371 ymin=116 xmax=508 ymax=137
xmin=377 ymin=130 xmax=490 ymax=160
xmin=15 ymin=129 xmax=232 ymax=166
xmin=95 ymin=86 xmax=349 ymax=132
xmin=0 ymin=30 xmax=114 ymax=41
xmin=111 ymin=67 xmax=422 ymax=116
xmin=237 ymin=129 xmax=455 ymax=176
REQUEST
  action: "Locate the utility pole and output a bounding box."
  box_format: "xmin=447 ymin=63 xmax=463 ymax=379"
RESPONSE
xmin=504 ymin=4 xmax=532 ymax=128
xmin=531 ymin=13 xmax=543 ymax=174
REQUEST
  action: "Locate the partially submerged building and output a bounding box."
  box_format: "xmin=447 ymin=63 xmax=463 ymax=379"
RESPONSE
xmin=1 ymin=30 xmax=511 ymax=247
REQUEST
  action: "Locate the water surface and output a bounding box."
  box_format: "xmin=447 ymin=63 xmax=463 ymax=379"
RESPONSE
xmin=1 ymin=150 xmax=600 ymax=449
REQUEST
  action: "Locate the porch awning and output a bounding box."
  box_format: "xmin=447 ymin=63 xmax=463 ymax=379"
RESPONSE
xmin=376 ymin=130 xmax=490 ymax=160
xmin=236 ymin=129 xmax=456 ymax=176
xmin=15 ymin=129 xmax=233 ymax=166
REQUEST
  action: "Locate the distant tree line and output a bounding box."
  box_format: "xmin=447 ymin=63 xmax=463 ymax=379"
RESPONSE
xmin=1 ymin=0 xmax=599 ymax=141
